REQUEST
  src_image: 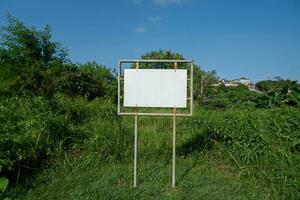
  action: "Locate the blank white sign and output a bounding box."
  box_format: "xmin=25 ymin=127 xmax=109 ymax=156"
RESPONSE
xmin=124 ymin=69 xmax=187 ymax=108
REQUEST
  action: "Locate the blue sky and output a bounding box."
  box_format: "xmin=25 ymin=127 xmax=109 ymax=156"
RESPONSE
xmin=1 ymin=0 xmax=300 ymax=81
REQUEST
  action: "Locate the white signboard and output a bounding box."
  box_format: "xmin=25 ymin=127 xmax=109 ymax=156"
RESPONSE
xmin=124 ymin=69 xmax=187 ymax=108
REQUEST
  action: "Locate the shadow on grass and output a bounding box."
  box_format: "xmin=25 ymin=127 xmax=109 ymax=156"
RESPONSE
xmin=134 ymin=129 xmax=215 ymax=188
xmin=177 ymin=129 xmax=214 ymax=156
xmin=176 ymin=129 xmax=215 ymax=182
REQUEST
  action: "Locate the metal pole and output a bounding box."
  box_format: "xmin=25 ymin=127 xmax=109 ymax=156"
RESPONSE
xmin=172 ymin=107 xmax=176 ymax=187
xmin=172 ymin=62 xmax=177 ymax=188
xmin=190 ymin=61 xmax=194 ymax=116
xmin=133 ymin=61 xmax=139 ymax=188
xmin=134 ymin=114 xmax=138 ymax=187
xmin=117 ymin=61 xmax=121 ymax=115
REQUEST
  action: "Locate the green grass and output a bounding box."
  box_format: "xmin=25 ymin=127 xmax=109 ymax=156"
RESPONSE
xmin=2 ymin=98 xmax=299 ymax=199
xmin=11 ymin=152 xmax=272 ymax=200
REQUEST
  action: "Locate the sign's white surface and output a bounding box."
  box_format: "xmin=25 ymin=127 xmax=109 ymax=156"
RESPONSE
xmin=124 ymin=69 xmax=187 ymax=108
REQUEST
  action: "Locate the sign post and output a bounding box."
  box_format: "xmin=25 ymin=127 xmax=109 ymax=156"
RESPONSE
xmin=133 ymin=62 xmax=139 ymax=188
xmin=172 ymin=106 xmax=176 ymax=187
xmin=172 ymin=62 xmax=177 ymax=188
xmin=117 ymin=60 xmax=193 ymax=188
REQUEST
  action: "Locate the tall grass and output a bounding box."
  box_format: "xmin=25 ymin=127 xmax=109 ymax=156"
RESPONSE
xmin=1 ymin=96 xmax=299 ymax=198
xmin=79 ymin=99 xmax=300 ymax=197
xmin=178 ymin=106 xmax=300 ymax=198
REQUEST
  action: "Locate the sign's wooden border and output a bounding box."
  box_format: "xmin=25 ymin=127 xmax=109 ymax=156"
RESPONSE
xmin=117 ymin=60 xmax=194 ymax=117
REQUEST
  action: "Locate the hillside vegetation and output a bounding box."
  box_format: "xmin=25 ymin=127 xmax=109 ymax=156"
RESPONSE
xmin=0 ymin=16 xmax=299 ymax=199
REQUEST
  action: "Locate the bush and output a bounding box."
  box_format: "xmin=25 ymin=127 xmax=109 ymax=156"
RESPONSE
xmin=0 ymin=94 xmax=94 ymax=184
xmin=0 ymin=97 xmax=51 ymax=182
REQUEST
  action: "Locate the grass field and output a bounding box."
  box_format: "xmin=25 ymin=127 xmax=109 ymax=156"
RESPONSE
xmin=2 ymin=98 xmax=300 ymax=199
xmin=11 ymin=153 xmax=272 ymax=200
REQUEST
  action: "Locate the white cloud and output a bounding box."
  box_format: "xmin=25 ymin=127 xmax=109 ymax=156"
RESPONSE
xmin=149 ymin=16 xmax=162 ymax=23
xmin=134 ymin=27 xmax=145 ymax=33
xmin=153 ymin=0 xmax=188 ymax=6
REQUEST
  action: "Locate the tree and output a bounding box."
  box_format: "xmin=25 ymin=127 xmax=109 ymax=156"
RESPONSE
xmin=0 ymin=14 xmax=68 ymax=96
xmin=0 ymin=15 xmax=117 ymax=100
xmin=256 ymin=79 xmax=300 ymax=93
xmin=58 ymin=62 xmax=116 ymax=100
xmin=139 ymin=50 xmax=185 ymax=69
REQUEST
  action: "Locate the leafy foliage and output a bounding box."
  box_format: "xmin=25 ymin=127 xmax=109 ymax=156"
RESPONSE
xmin=0 ymin=15 xmax=116 ymax=100
xmin=58 ymin=62 xmax=116 ymax=100
xmin=0 ymin=14 xmax=67 ymax=96
xmin=204 ymin=83 xmax=300 ymax=109
xmin=0 ymin=177 xmax=9 ymax=193
xmin=256 ymin=79 xmax=300 ymax=93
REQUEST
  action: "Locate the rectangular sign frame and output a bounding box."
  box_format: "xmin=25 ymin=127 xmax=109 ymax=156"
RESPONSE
xmin=117 ymin=59 xmax=193 ymax=188
xmin=117 ymin=60 xmax=193 ymax=117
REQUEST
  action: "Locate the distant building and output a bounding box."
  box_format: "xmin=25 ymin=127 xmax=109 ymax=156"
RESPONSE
xmin=212 ymin=78 xmax=261 ymax=93
xmin=221 ymin=79 xmax=239 ymax=87
xmin=239 ymin=78 xmax=251 ymax=85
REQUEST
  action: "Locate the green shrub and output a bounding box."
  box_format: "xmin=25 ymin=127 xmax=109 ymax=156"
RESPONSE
xmin=0 ymin=95 xmax=95 ymax=184
xmin=0 ymin=97 xmax=51 ymax=183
